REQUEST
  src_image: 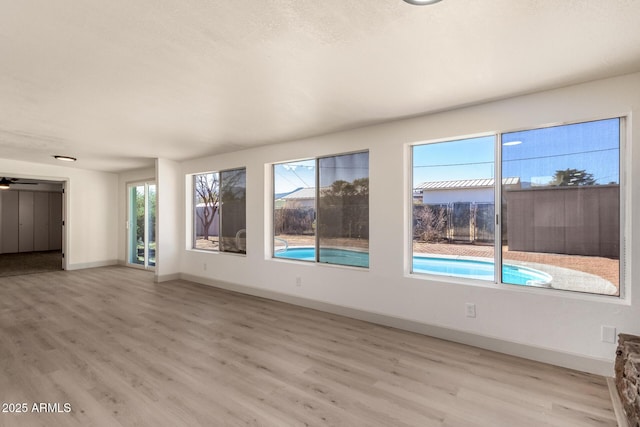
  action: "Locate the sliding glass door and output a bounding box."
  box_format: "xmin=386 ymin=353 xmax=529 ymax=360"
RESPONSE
xmin=128 ymin=182 xmax=156 ymax=269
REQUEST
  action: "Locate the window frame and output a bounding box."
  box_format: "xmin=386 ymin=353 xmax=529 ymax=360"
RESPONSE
xmin=191 ymin=167 xmax=247 ymax=255
xmin=272 ymin=150 xmax=370 ymax=269
xmin=409 ymin=116 xmax=626 ymax=299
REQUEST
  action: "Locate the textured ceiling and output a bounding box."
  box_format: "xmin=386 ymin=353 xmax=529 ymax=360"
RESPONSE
xmin=1 ymin=0 xmax=640 ymax=172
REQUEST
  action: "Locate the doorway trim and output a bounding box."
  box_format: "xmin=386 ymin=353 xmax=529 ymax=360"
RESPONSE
xmin=0 ymin=173 xmax=68 ymax=272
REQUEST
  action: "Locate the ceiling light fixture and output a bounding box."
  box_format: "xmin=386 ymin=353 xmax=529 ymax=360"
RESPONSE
xmin=53 ymin=155 xmax=77 ymax=162
xmin=0 ymin=178 xmax=11 ymax=190
xmin=403 ymin=0 xmax=443 ymax=5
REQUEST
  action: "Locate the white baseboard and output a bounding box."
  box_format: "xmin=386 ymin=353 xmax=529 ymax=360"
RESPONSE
xmin=155 ymin=273 xmax=181 ymax=283
xmin=180 ymin=273 xmax=614 ymax=377
xmin=66 ymin=260 xmax=118 ymax=270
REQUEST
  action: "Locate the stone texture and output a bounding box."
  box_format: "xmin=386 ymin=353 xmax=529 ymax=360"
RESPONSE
xmin=616 ymin=334 xmax=640 ymax=427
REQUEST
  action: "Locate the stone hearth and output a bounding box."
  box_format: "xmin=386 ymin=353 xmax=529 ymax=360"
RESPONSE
xmin=616 ymin=334 xmax=640 ymax=427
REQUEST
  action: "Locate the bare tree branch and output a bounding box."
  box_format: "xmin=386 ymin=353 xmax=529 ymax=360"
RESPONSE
xmin=194 ymin=173 xmax=219 ymax=241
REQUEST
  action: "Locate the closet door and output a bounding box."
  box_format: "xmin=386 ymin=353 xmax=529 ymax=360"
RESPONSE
xmin=18 ymin=191 xmax=34 ymax=252
xmin=1 ymin=191 xmax=19 ymax=254
xmin=49 ymin=192 xmax=63 ymax=250
xmin=34 ymin=192 xmax=50 ymax=251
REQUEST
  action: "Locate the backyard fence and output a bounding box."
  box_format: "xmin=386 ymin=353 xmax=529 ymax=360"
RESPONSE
xmin=505 ymin=185 xmax=619 ymax=258
xmin=274 ymin=208 xmax=315 ymax=236
xmin=274 ymin=204 xmax=370 ymax=239
xmin=413 ymin=202 xmax=495 ymax=244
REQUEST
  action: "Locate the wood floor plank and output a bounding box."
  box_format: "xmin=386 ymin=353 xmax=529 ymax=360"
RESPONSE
xmin=0 ymin=266 xmax=616 ymax=426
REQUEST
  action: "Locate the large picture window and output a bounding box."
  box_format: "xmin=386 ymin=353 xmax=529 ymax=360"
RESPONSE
xmin=412 ymin=118 xmax=622 ymax=297
xmin=501 ymin=119 xmax=620 ymax=296
xmin=412 ymin=136 xmax=496 ymax=281
xmin=193 ymin=168 xmax=247 ymax=254
xmin=273 ymin=151 xmax=369 ymax=268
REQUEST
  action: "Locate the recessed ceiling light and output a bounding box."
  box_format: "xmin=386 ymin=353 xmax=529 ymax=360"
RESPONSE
xmin=503 ymin=141 xmax=522 ymax=146
xmin=53 ymin=155 xmax=77 ymax=162
xmin=403 ymin=0 xmax=443 ymax=5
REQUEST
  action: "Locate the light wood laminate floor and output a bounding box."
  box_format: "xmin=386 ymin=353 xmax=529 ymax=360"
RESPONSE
xmin=0 ymin=267 xmax=616 ymax=426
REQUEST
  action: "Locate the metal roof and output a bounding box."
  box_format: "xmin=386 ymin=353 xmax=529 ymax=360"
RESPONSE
xmin=415 ymin=177 xmax=520 ymax=191
xmin=278 ymin=187 xmax=316 ymax=200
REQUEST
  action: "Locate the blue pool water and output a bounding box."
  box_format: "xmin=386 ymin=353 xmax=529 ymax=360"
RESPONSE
xmin=274 ymin=247 xmax=552 ymax=286
xmin=275 ymin=247 xmax=370 ymax=268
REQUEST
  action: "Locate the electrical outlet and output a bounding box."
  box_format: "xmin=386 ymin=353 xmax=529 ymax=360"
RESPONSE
xmin=465 ymin=303 xmax=476 ymax=318
xmin=203 ymin=263 xmax=207 ymax=271
xmin=601 ymin=325 xmax=616 ymax=343
xmin=295 ymin=277 xmax=302 ymax=287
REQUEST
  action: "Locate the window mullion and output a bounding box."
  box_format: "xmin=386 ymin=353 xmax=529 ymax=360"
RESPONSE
xmin=315 ymin=158 xmax=320 ymax=263
xmin=495 ymin=134 xmax=503 ymax=285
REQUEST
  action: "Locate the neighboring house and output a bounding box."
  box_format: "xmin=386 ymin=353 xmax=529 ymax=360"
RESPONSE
xmin=415 ymin=177 xmax=521 ymax=204
xmin=413 ymin=177 xmax=520 ymax=243
xmin=276 ymin=187 xmax=316 ymax=209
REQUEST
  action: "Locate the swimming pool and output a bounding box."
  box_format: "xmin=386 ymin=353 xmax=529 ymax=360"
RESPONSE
xmin=274 ymin=247 xmax=552 ymax=286
xmin=275 ymin=247 xmax=370 ymax=268
xmin=413 ymin=255 xmax=552 ymax=286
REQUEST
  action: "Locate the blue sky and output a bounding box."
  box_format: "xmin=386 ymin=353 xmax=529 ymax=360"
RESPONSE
xmin=413 ymin=136 xmax=495 ymax=186
xmin=274 ymin=119 xmax=620 ymax=193
xmin=413 ymin=118 xmax=620 ymax=187
xmin=274 ymin=152 xmax=369 ymax=194
xmin=502 ymin=118 xmax=619 ymax=186
xmin=274 ymin=159 xmax=316 ymax=194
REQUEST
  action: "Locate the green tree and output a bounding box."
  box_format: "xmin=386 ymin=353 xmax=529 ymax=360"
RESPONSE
xmin=135 ymin=189 xmax=145 ymax=244
xmin=550 ymin=168 xmax=596 ymax=186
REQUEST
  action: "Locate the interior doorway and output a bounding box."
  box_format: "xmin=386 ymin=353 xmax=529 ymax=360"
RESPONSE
xmin=127 ymin=181 xmax=156 ymax=269
xmin=0 ymin=177 xmax=65 ymax=277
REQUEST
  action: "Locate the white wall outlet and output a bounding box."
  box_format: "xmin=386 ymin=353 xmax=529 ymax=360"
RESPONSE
xmin=295 ymin=277 xmax=302 ymax=287
xmin=465 ymin=303 xmax=476 ymax=318
xmin=601 ymin=325 xmax=616 ymax=343
xmin=203 ymin=263 xmax=207 ymax=271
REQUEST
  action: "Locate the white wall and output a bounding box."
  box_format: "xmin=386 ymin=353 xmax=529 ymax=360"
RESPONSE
xmin=423 ymin=188 xmax=494 ymax=204
xmin=0 ymin=159 xmax=118 ymax=269
xmin=155 ymin=158 xmax=182 ymax=281
xmin=176 ymin=72 xmax=640 ymax=375
xmin=117 ymin=167 xmax=156 ymax=263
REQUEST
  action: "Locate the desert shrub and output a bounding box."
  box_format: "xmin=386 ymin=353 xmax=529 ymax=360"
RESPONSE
xmin=414 ymin=204 xmax=447 ymax=242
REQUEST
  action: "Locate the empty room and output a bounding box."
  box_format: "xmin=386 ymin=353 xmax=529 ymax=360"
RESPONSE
xmin=1 ymin=1 xmax=639 ymax=426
